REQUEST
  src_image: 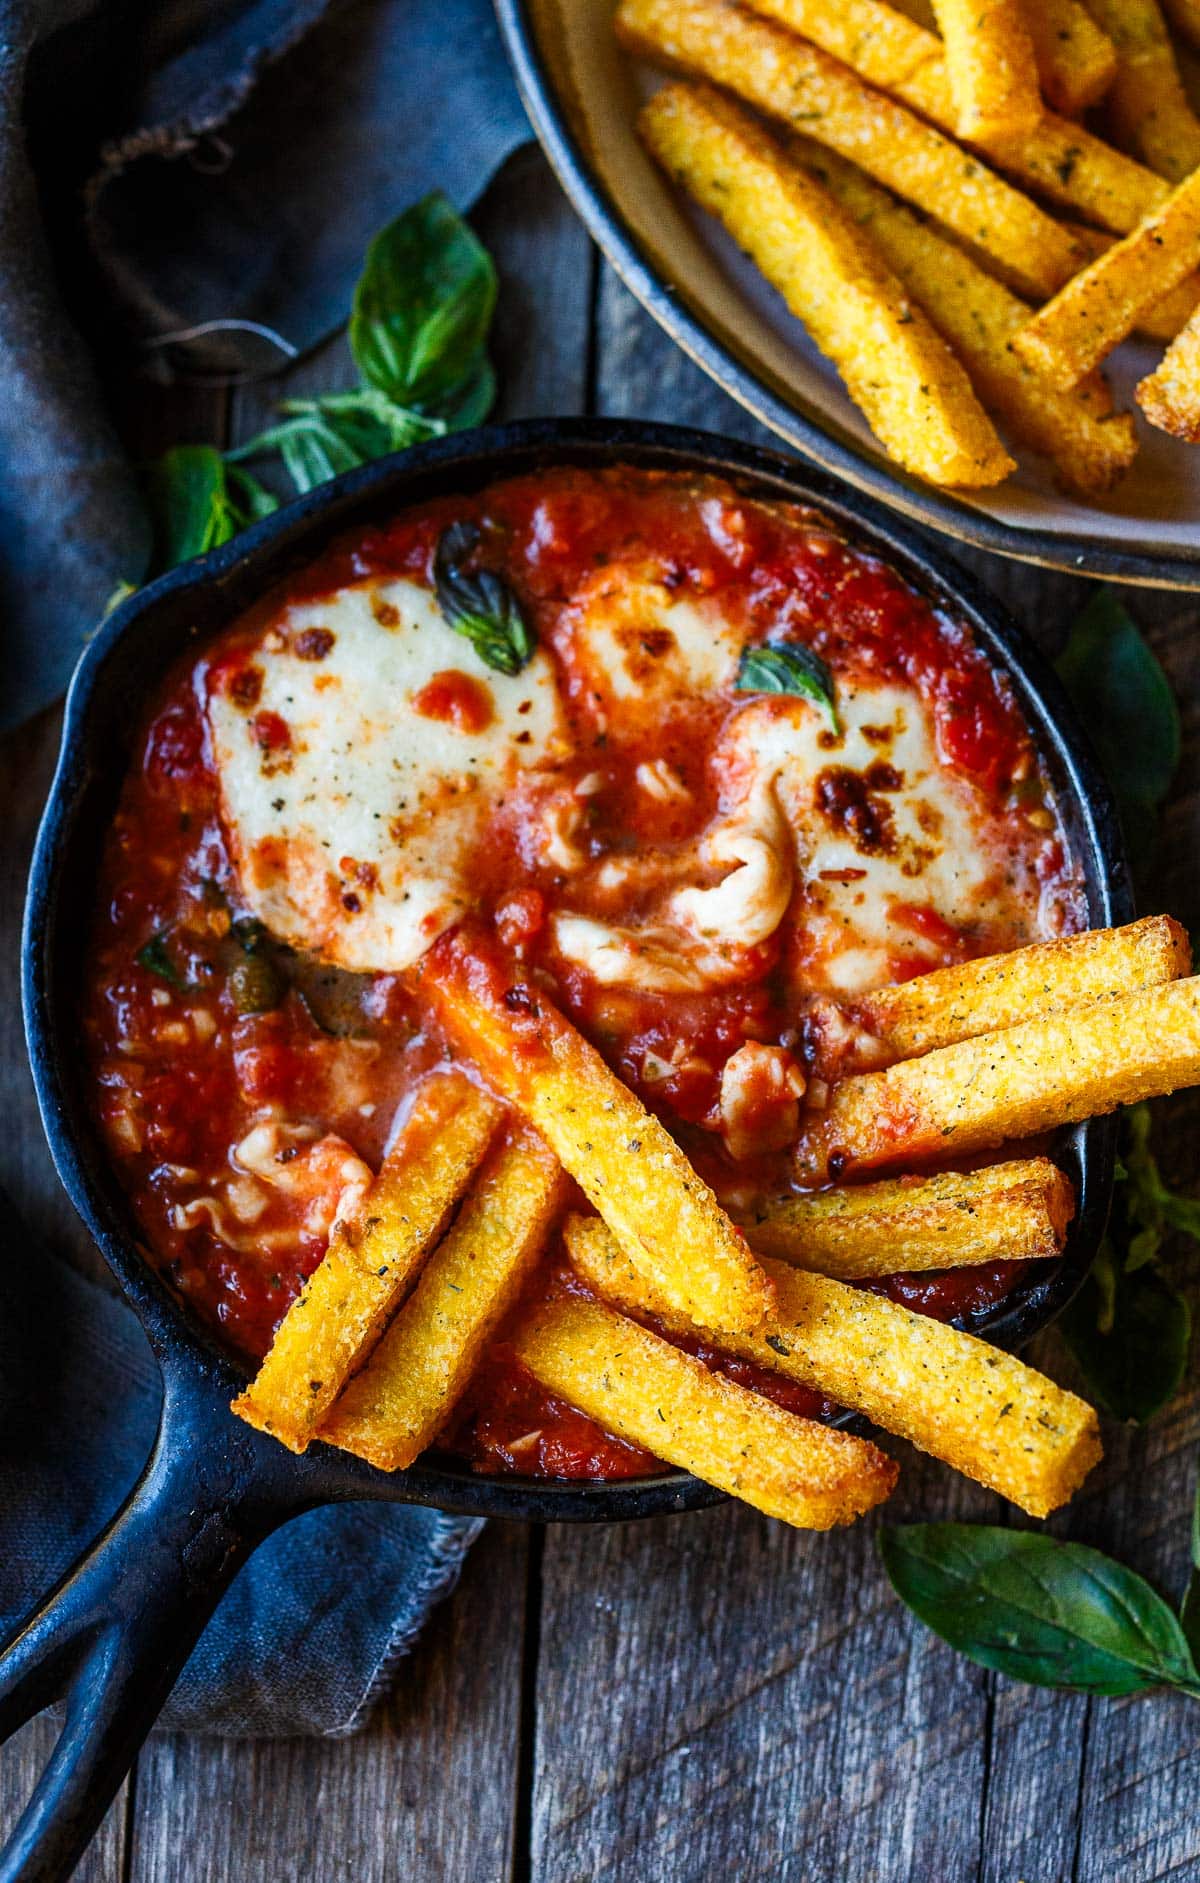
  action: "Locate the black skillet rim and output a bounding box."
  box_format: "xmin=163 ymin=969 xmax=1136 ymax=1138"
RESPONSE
xmin=22 ymin=417 xmax=1132 ymax=1524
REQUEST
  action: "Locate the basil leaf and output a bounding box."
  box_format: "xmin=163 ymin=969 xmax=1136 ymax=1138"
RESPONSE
xmin=880 ymin=1524 xmax=1200 ymax=1698
xmin=224 ymin=465 xmax=280 ymax=529
xmin=736 ymin=642 xmax=839 ymax=732
xmin=436 ymin=351 xmax=497 ymax=430
xmin=1055 ymin=590 xmax=1179 ymax=864
xmin=1061 ymin=1252 xmax=1190 ymax=1424
xmin=136 ymin=933 xmax=184 ymax=989
xmin=230 ymin=391 xmax=444 ymax=497
xmin=1181 ymin=1475 xmax=1200 ymax=1665
xmin=144 ymin=445 xmax=239 ymax=569
xmin=433 ymin=521 xmax=534 ymax=676
xmin=349 ymin=192 xmax=497 ymax=412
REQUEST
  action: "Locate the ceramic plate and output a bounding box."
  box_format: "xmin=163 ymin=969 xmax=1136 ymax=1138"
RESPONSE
xmin=496 ymin=0 xmax=1200 ymax=587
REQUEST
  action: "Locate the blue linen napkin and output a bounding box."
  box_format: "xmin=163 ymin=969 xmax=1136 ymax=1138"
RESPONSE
xmin=0 ymin=1188 xmax=482 ymax=1737
xmin=0 ymin=0 xmax=531 ymax=729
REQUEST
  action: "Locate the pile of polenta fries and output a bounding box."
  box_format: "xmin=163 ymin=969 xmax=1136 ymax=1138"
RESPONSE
xmin=611 ymin=0 xmax=1200 ymax=489
xmin=233 ymin=913 xmax=1200 ymax=1532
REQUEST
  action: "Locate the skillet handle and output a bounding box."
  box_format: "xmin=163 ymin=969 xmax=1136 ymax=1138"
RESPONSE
xmin=0 ymin=1369 xmax=290 ymax=1883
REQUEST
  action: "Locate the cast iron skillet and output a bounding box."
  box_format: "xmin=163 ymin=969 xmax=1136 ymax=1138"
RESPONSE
xmin=4 ymin=419 xmax=1130 ymax=1882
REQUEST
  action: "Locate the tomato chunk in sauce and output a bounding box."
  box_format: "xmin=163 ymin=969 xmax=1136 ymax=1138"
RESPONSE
xmin=83 ymin=468 xmax=1084 ymax=1480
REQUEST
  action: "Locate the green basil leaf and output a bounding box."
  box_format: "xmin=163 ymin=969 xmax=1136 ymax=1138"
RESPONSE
xmin=230 ymin=391 xmax=443 ymax=497
xmin=433 ymin=521 xmax=534 ymax=676
xmin=224 ymin=465 xmax=280 ymax=529
xmin=736 ymin=642 xmax=839 ymax=732
xmin=1180 ymin=1475 xmax=1200 ymax=1665
xmin=349 ymin=192 xmax=497 ymax=411
xmin=436 ymin=351 xmax=497 ymax=431
xmin=144 ymin=445 xmax=239 ymax=570
xmin=880 ymin=1524 xmax=1200 ymax=1697
xmin=136 ymin=933 xmax=185 ymax=989
xmin=1055 ymin=590 xmax=1179 ymax=865
xmin=1061 ymin=1250 xmax=1190 ymax=1423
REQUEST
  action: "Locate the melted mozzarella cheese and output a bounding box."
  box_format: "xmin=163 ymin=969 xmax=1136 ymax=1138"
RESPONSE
xmin=554 ymin=564 xmax=741 ymax=730
xmin=720 ymin=683 xmax=1014 ymax=993
xmin=208 ymin=577 xmax=568 ymax=971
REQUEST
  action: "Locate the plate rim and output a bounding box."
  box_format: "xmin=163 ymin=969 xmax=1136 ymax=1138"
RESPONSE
xmin=494 ymin=0 xmax=1200 ymax=592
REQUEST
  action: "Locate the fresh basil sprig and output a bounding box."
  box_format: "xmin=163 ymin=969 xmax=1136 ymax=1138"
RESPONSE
xmin=349 ymin=191 xmax=497 ymax=411
xmin=433 ymin=521 xmax=534 ymax=676
xmin=137 ymin=195 xmax=498 ymax=580
xmin=1061 ymin=1103 xmax=1198 ymax=1424
xmin=1055 ymin=588 xmax=1180 ymax=867
xmin=736 ymin=641 xmax=839 ymax=732
xmin=880 ymin=1523 xmax=1200 ymax=1700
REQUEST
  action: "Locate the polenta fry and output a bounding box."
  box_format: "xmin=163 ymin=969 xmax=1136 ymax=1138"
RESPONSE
xmin=930 ymin=0 xmax=1042 ymax=142
xmin=797 ymin=976 xmax=1200 ymax=1178
xmin=641 ymin=86 xmax=1012 ymax=487
xmin=1021 ymin=0 xmax=1117 ymax=115
xmin=512 ymin=1293 xmax=899 ymax=1529
xmin=1067 ymin=221 xmax=1200 ymax=339
xmin=1013 ymin=165 xmax=1200 ymax=387
xmin=743 ymin=0 xmax=1167 ymax=232
xmin=614 ymin=0 xmax=1084 ymax=298
xmin=740 ymin=1157 xmax=1074 ymax=1274
xmin=419 ymin=924 xmax=776 ymax=1334
xmin=844 ymin=915 xmax=1191 ymax=1064
xmin=320 ymin=1127 xmax=565 ymax=1471
xmin=1087 ymin=0 xmax=1200 ymax=183
xmin=794 ymin=142 xmax=1138 ymax=494
xmin=564 ymin=1216 xmax=1101 ymax=1518
xmin=231 ymin=1071 xmax=500 ymax=1452
xmin=1137 ymin=300 xmax=1200 ymax=437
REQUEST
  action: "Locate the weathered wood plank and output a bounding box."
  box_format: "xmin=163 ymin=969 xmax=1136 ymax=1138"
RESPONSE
xmin=129 ymin=1521 xmax=528 ymax=1883
xmin=0 ymin=1718 xmax=130 ymax=1883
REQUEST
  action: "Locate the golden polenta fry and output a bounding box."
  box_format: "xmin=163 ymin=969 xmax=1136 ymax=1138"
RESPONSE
xmin=320 ymin=1127 xmax=565 ymax=1471
xmin=640 ymin=86 xmax=1012 ymax=487
xmin=1021 ymin=0 xmax=1117 ymax=115
xmin=564 ymin=1216 xmax=1100 ymax=1518
xmin=740 ymin=1158 xmax=1074 ymax=1274
xmin=793 ymin=143 xmax=1138 ymax=494
xmin=512 ymin=1293 xmax=899 ymax=1529
xmin=1013 ymin=165 xmax=1200 ymax=387
xmin=419 ymin=923 xmax=775 ymax=1335
xmin=1137 ymin=300 xmax=1200 ymax=436
xmin=614 ymin=0 xmax=1084 ymax=298
xmin=796 ymin=976 xmax=1200 ymax=1178
xmin=847 ymin=915 xmax=1191 ymax=1062
xmin=743 ymin=0 xmax=1166 ymax=233
xmin=1087 ymin=0 xmax=1200 ymax=183
xmin=929 ymin=0 xmax=1042 ymax=142
xmin=232 ymin=1071 xmax=501 ymax=1452
xmin=1067 ymin=221 xmax=1200 ymax=340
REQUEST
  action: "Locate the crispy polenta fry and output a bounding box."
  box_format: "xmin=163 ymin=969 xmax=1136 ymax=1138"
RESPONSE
xmin=614 ymin=0 xmax=1084 ymax=298
xmin=564 ymin=1216 xmax=1100 ymax=1517
xmin=232 ymin=1071 xmax=501 ymax=1452
xmin=740 ymin=1158 xmax=1074 ymax=1273
xmin=1067 ymin=221 xmax=1200 ymax=339
xmin=1137 ymin=300 xmax=1200 ymax=436
xmin=886 ymin=0 xmax=1117 ymax=114
xmin=512 ymin=1293 xmax=899 ymax=1528
xmin=846 ymin=915 xmax=1191 ymax=1062
xmin=1013 ymin=165 xmax=1200 ymax=387
xmin=1087 ymin=0 xmax=1200 ymax=182
xmin=320 ymin=1127 xmax=565 ymax=1471
xmin=929 ymin=0 xmax=1042 ymax=141
xmin=640 ymin=86 xmax=1012 ymax=486
xmin=743 ymin=0 xmax=1165 ymax=231
xmin=419 ymin=924 xmax=775 ymax=1334
xmin=794 ymin=143 xmax=1138 ymax=493
xmin=796 ymin=976 xmax=1200 ymax=1178
xmin=1021 ymin=0 xmax=1117 ymax=115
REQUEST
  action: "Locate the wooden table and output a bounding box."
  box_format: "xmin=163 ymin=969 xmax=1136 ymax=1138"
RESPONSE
xmin=4 ymin=145 xmax=1200 ymax=1883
